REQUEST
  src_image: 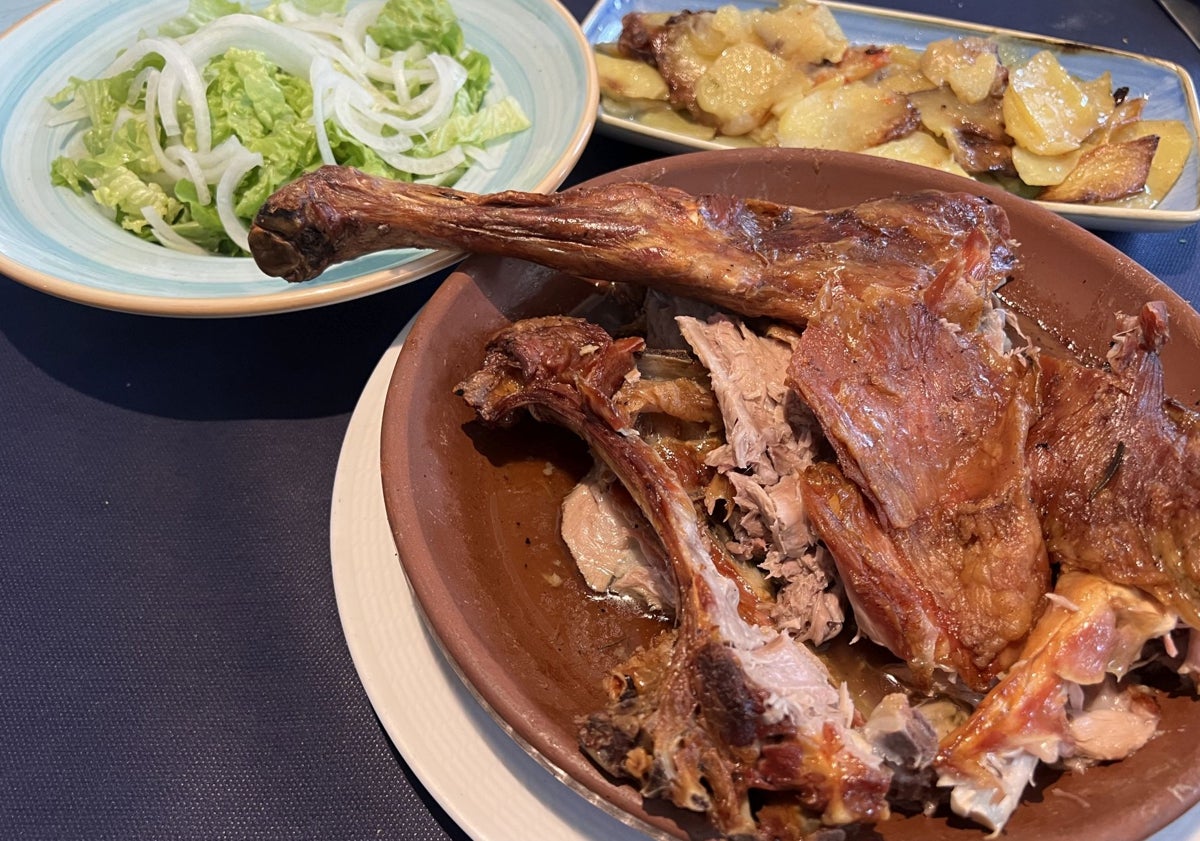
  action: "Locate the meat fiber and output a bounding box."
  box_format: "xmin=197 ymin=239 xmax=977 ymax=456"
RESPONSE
xmin=1028 ymin=302 xmax=1200 ymax=627
xmin=788 ymin=282 xmax=1049 ymax=691
xmin=456 ymin=316 xmax=892 ymax=837
xmin=248 ymin=166 xmax=1018 ymax=327
xmin=677 ymin=315 xmax=843 ymax=644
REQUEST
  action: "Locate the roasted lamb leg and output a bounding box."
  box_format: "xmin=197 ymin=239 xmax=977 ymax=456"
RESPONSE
xmin=1029 ymin=302 xmax=1200 ymax=628
xmin=249 ymin=166 xmax=1018 ymax=326
xmin=456 ymin=316 xmax=892 ymax=837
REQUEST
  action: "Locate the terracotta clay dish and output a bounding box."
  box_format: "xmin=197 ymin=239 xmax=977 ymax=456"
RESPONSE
xmin=379 ymin=147 xmax=1200 ymax=841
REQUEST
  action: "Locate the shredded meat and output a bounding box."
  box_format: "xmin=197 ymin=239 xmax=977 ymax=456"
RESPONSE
xmin=456 ymin=316 xmax=892 ymax=838
xmin=678 ymin=314 xmax=844 ymax=644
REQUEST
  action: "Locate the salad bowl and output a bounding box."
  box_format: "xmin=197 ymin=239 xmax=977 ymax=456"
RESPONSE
xmin=0 ymin=0 xmax=597 ymax=316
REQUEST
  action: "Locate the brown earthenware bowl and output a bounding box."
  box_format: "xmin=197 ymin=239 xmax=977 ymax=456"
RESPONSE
xmin=379 ymin=147 xmax=1200 ymax=841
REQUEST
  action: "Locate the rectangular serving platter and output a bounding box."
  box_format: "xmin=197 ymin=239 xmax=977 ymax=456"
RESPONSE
xmin=581 ymin=0 xmax=1200 ymax=231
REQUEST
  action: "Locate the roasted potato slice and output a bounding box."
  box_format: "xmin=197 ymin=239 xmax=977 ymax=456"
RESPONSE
xmin=695 ymin=42 xmax=790 ymax=136
xmin=1038 ymin=135 xmax=1158 ymax=203
xmin=861 ymin=132 xmax=971 ymax=177
xmin=749 ymin=1 xmax=848 ymax=64
xmin=596 ymin=52 xmax=670 ymax=103
xmin=920 ymin=37 xmax=1006 ymax=105
xmin=1104 ymin=96 xmax=1148 ymax=138
xmin=774 ymin=80 xmax=918 ymax=151
xmin=910 ymin=86 xmax=1014 ymax=175
xmin=1011 ymin=145 xmax=1084 ymax=187
xmin=876 ymin=45 xmax=939 ymax=95
xmin=1003 ymin=51 xmax=1114 ymax=155
xmin=1112 ymin=119 xmax=1195 ymax=204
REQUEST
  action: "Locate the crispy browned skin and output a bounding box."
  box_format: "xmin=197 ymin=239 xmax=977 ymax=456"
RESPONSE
xmin=456 ymin=316 xmax=892 ymax=837
xmin=936 ymin=571 xmax=1174 ymax=832
xmin=1029 ymin=302 xmax=1200 ymax=626
xmin=789 ymin=282 xmax=1049 ymax=691
xmin=248 ymin=166 xmax=1018 ymax=326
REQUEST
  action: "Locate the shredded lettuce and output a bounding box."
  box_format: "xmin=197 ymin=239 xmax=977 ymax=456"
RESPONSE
xmin=48 ymin=0 xmax=530 ymax=256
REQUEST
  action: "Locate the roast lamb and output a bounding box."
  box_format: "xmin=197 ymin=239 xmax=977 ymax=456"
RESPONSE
xmin=248 ymin=166 xmax=1018 ymax=327
xmin=245 ymin=168 xmax=1200 ymax=839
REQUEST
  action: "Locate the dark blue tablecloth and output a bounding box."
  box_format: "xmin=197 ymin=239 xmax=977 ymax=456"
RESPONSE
xmin=1 ymin=1 xmax=1197 ymax=839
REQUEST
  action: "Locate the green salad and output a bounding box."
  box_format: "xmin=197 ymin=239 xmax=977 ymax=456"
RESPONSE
xmin=49 ymin=0 xmax=531 ymax=256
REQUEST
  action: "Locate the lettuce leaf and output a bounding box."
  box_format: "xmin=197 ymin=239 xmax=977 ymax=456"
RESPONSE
xmin=368 ymin=0 xmax=464 ymax=55
xmin=422 ymin=96 xmax=531 ymax=157
xmin=157 ymin=0 xmax=248 ymax=38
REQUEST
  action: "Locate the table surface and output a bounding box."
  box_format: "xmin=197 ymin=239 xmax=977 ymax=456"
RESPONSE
xmin=2 ymin=0 xmax=1199 ymax=839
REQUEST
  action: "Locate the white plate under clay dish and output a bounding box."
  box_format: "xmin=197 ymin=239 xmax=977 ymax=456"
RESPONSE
xmin=581 ymin=0 xmax=1200 ymax=232
xmin=329 ymin=322 xmax=654 ymax=841
xmin=0 ymin=0 xmax=595 ymax=316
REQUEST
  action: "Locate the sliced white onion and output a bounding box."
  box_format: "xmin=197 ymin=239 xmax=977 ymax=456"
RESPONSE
xmin=310 ymin=57 xmax=339 ymax=166
xmin=127 ymin=67 xmax=157 ymax=106
xmin=47 ymin=102 xmax=89 ymax=127
xmin=111 ymin=106 xmax=136 ymax=137
xmin=340 ymin=1 xmax=391 ymax=83
xmin=215 ymin=147 xmax=263 ymax=252
xmin=393 ymin=54 xmax=466 ymax=124
xmin=141 ymin=206 xmax=209 ymax=255
xmin=464 ymin=143 xmax=504 ymax=171
xmin=167 ymin=135 xmax=245 ymax=173
xmin=377 ymin=144 xmax=465 ymax=176
xmin=164 ymin=144 xmax=212 ymax=204
xmin=334 ymin=97 xmax=417 ymax=154
xmin=143 ymin=70 xmax=193 ymax=183
xmin=390 ymin=56 xmax=412 ymax=105
xmin=111 ymin=37 xmax=211 ymax=149
xmin=275 ymin=3 xmax=343 ymax=39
